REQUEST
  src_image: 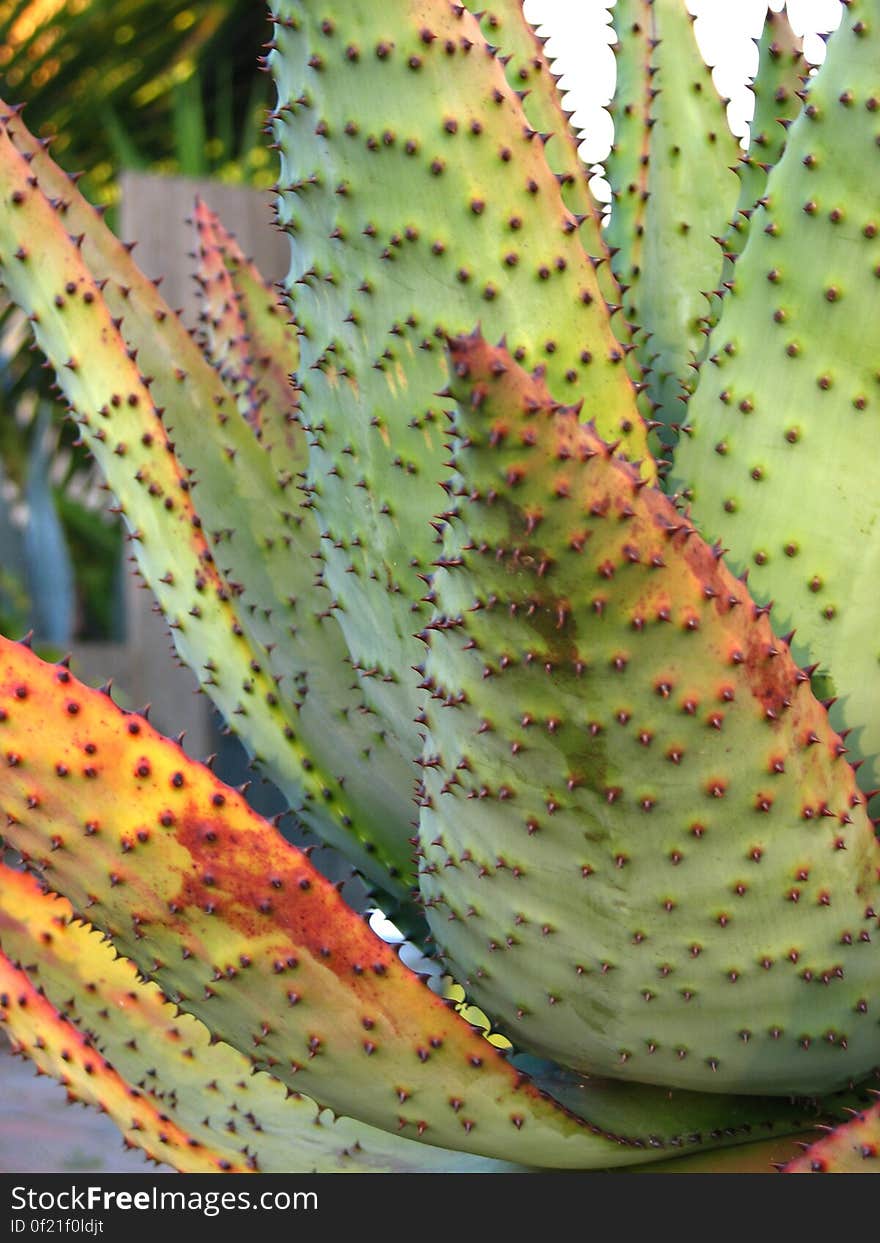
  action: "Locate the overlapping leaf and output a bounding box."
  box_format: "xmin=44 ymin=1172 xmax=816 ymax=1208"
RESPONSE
xmin=418 ymin=331 xmax=880 ymax=1096
xmin=0 ymin=864 xmax=522 ymax=1172
xmin=606 ymin=0 xmax=739 ymax=435
xmin=269 ymin=0 xmax=651 ymax=749
xmin=0 ymin=108 xmax=416 ymax=892
xmin=673 ymin=0 xmax=880 ymax=804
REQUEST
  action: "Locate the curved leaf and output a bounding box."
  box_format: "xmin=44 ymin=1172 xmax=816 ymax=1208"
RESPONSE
xmin=606 ymin=0 xmax=739 ymax=436
xmin=0 ymin=947 xmax=224 ymax=1172
xmin=0 ymin=630 xmax=776 ymax=1170
xmin=0 ymin=864 xmax=523 ymax=1172
xmin=192 ymin=196 xmax=301 ymax=452
xmin=672 ymin=0 xmax=880 ymax=803
xmin=269 ymin=0 xmax=651 ymax=750
xmin=417 ymin=331 xmax=880 ymax=1096
xmin=726 ymin=7 xmax=804 ymax=263
xmin=0 ymin=108 xmax=416 ymax=892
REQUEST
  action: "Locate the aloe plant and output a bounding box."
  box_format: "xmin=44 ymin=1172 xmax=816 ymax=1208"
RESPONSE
xmin=0 ymin=0 xmax=878 ymax=1174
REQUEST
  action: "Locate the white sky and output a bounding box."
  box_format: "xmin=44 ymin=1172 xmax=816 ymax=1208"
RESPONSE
xmin=525 ymin=0 xmax=843 ymax=197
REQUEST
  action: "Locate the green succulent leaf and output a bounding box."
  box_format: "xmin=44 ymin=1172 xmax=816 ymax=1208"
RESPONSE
xmin=192 ymin=196 xmax=301 ymax=452
xmin=0 ymin=944 xmax=228 ymax=1172
xmin=0 ymin=633 xmax=716 ymax=1169
xmin=0 ymin=107 xmax=417 ymax=894
xmin=3 ymin=635 xmax=862 ymax=1170
xmin=0 ymin=0 xmax=878 ymax=1179
xmin=417 ymin=330 xmax=880 ymax=1097
xmin=0 ymin=864 xmax=524 ymax=1172
xmin=671 ymin=0 xmax=880 ymax=807
xmin=471 ymin=3 xmax=612 ymax=275
xmin=726 ymin=7 xmax=804 ymax=265
xmin=635 ymin=1135 xmax=804 ymax=1173
xmin=702 ymin=8 xmax=805 ymax=339
xmin=269 ymin=0 xmax=652 ymax=751
xmin=606 ymin=0 xmax=740 ymax=437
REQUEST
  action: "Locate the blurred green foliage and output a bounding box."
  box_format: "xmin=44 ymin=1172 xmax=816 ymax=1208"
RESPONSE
xmin=0 ymin=1 xmax=272 ymax=204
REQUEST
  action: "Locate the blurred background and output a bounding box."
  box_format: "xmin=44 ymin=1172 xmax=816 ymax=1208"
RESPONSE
xmin=0 ymin=0 xmax=845 ymax=1173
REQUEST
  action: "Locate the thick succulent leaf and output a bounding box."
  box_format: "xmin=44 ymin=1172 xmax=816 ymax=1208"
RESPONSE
xmin=514 ymin=1053 xmax=875 ymax=1164
xmin=192 ymin=196 xmax=300 ymax=453
xmin=1 ymin=632 xmax=793 ymax=1170
xmin=471 ymin=3 xmax=613 ymax=276
xmin=0 ymin=865 xmax=523 ymax=1173
xmin=417 ymin=331 xmax=880 ymax=1096
xmin=0 ymin=947 xmax=222 ymax=1172
xmin=0 ymin=819 xmax=844 ymax=1178
xmin=605 ymin=0 xmax=651 ymax=290
xmin=784 ymin=1095 xmax=880 ymax=1172
xmin=270 ymin=0 xmax=651 ymax=748
xmin=726 ymin=7 xmax=804 ymax=264
xmin=1 ymin=915 xmax=837 ymax=1179
xmin=0 ymin=108 xmax=416 ymax=892
xmin=702 ymin=9 xmax=805 ymax=340
xmin=671 ymin=0 xmax=880 ymax=802
xmin=472 ymin=3 xmax=622 ymax=312
xmin=606 ymin=0 xmax=740 ymax=436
